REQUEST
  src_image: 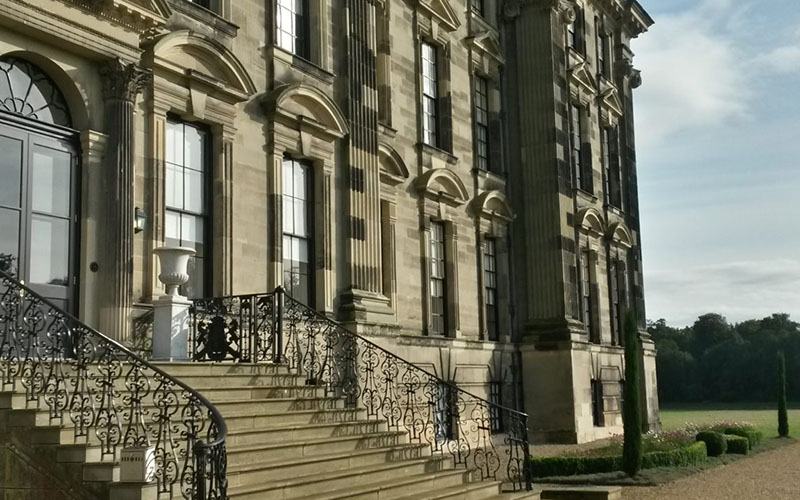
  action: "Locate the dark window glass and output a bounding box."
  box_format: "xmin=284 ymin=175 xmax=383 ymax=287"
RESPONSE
xmin=0 ymin=57 xmax=71 ymax=127
xmin=581 ymin=249 xmax=595 ymax=341
xmin=471 ymin=0 xmax=484 ymax=17
xmin=283 ymin=158 xmax=313 ymax=306
xmin=188 ymin=0 xmax=212 ymax=9
xmin=430 ymin=221 xmax=446 ymax=336
xmin=570 ymin=104 xmax=583 ymax=189
xmin=484 ymin=238 xmax=498 ymax=341
xmin=604 ymin=127 xmax=622 ymax=208
xmin=596 ymin=18 xmax=606 ymax=76
xmin=568 ymin=7 xmax=584 ymax=53
xmin=165 ymin=119 xmax=211 ymax=299
xmin=489 ymin=381 xmax=503 ymax=433
xmin=474 ymin=76 xmax=490 ymax=171
xmin=591 ymin=380 xmax=604 ymax=427
xmin=421 ymin=42 xmax=438 ymax=147
xmin=434 ymin=382 xmax=453 ymax=440
xmin=609 ymin=258 xmax=620 ymax=345
xmin=277 ymin=0 xmax=310 ymax=58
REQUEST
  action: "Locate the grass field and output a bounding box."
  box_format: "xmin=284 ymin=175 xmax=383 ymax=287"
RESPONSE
xmin=660 ymin=403 xmax=800 ymax=438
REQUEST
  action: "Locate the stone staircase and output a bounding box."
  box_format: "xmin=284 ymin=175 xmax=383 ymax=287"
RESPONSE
xmin=1 ymin=360 xmax=539 ymax=499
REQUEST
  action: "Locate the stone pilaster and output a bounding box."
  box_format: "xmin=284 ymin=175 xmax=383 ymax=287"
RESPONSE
xmin=339 ymin=0 xmax=394 ymax=323
xmin=99 ymin=58 xmax=151 ymax=341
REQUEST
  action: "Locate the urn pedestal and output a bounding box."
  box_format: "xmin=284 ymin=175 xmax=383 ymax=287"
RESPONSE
xmin=152 ymin=247 xmax=195 ymax=361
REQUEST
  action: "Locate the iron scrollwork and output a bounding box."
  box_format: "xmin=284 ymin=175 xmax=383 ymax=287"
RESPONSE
xmin=280 ymin=292 xmax=534 ymax=491
xmin=0 ymin=270 xmax=228 ymax=499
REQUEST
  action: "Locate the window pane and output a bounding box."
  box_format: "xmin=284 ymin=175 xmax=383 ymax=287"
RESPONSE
xmin=31 ymin=146 xmax=71 ymax=217
xmin=185 ymin=125 xmax=206 ymax=172
xmin=165 ymin=210 xmax=180 ymax=242
xmin=283 ymin=160 xmax=294 ymax=196
xmin=181 ymin=214 xmax=205 ymax=258
xmin=29 ymin=214 xmax=69 ymax=285
xmin=293 ymin=163 xmax=307 ymax=199
xmin=0 ymin=208 xmax=20 ymax=274
xmin=184 ymin=168 xmax=205 ymax=213
xmin=293 ymin=198 xmax=306 ymax=236
xmin=0 ymin=135 xmax=23 ymax=208
xmin=166 ymin=121 xmax=184 ymax=166
xmin=165 ymin=162 xmax=183 ymax=210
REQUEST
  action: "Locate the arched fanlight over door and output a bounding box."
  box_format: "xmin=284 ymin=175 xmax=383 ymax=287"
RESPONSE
xmin=0 ymin=56 xmax=72 ymax=127
xmin=0 ymin=55 xmax=78 ymax=313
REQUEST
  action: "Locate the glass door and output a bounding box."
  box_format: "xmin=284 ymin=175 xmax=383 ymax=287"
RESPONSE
xmin=0 ymin=124 xmax=78 ymax=312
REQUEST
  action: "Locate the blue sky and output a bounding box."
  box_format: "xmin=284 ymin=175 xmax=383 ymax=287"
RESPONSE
xmin=632 ymin=0 xmax=800 ymax=326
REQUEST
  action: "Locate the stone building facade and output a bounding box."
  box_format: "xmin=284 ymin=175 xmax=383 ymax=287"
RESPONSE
xmin=0 ymin=0 xmax=657 ymax=443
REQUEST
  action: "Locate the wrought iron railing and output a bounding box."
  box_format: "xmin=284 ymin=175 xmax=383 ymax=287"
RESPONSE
xmin=190 ymin=293 xmax=282 ymax=362
xmin=191 ymin=287 xmax=533 ymax=491
xmin=0 ymin=270 xmax=228 ymax=499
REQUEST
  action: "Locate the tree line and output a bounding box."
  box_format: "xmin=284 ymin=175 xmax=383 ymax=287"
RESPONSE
xmin=649 ymin=313 xmax=799 ymax=403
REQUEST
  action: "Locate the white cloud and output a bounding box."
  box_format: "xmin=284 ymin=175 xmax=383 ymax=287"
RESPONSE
xmin=645 ymin=259 xmax=800 ymax=326
xmin=632 ymin=1 xmax=754 ymax=150
xmin=761 ymin=46 xmax=800 ymax=74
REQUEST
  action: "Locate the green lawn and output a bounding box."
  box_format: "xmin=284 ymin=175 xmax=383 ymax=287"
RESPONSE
xmin=660 ymin=403 xmax=800 ymax=438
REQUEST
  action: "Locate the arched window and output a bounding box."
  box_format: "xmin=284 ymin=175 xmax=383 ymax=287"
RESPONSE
xmin=0 ymin=56 xmax=72 ymax=127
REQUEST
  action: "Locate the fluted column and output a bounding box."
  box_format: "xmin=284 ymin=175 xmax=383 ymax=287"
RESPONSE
xmin=99 ymin=58 xmax=150 ymax=341
xmin=339 ymin=0 xmax=394 ymax=324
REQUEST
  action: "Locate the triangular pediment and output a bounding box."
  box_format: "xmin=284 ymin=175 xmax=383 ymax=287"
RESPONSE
xmin=97 ymin=0 xmax=173 ymax=30
xmin=418 ymin=0 xmax=461 ymax=32
xmin=568 ymin=60 xmax=597 ymax=96
xmin=599 ymin=85 xmax=624 ymax=119
xmin=467 ymin=31 xmax=504 ymax=65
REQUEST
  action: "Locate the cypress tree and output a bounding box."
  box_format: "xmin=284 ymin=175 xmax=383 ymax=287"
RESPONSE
xmin=778 ymin=351 xmax=789 ymax=438
xmin=622 ymin=309 xmax=643 ymax=476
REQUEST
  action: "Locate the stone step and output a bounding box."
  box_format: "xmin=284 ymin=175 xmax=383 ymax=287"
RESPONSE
xmin=488 ymin=492 xmax=542 ymax=500
xmin=226 ymin=431 xmax=409 ymax=467
xmin=212 ymin=396 xmax=345 ymax=415
xmin=152 ymin=362 xmax=292 ymax=377
xmin=225 ymin=419 xmax=387 ymax=447
xmin=0 ymin=383 xmax=328 ymax=411
xmin=392 ymin=480 xmax=506 ymax=500
xmin=228 ymin=454 xmax=450 ymax=494
xmin=281 ymin=469 xmax=475 ymax=500
xmin=224 ymin=407 xmax=366 ymax=430
xmin=168 ymin=372 xmax=305 ymax=388
xmin=227 ymin=443 xmax=432 ymax=482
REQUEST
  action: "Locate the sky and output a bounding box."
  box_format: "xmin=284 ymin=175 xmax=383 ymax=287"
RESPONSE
xmin=632 ymin=0 xmax=800 ymax=327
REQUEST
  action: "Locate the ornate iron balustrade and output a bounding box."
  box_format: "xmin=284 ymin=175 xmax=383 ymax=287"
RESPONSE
xmin=190 ymin=293 xmax=281 ymax=362
xmin=192 ymin=287 xmax=532 ymax=491
xmin=0 ymin=270 xmax=228 ymax=500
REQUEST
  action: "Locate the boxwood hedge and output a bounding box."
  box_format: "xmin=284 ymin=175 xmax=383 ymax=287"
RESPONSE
xmin=725 ymin=435 xmax=750 ymax=455
xmin=530 ymin=441 xmax=708 ymax=478
xmin=696 ymin=431 xmax=727 ymax=457
xmin=723 ymin=428 xmax=762 ymax=449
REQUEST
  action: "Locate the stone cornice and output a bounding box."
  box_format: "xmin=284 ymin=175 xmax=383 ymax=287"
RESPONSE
xmin=67 ymin=0 xmax=171 ymax=32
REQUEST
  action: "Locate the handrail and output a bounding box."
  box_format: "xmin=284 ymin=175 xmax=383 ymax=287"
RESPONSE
xmin=0 ymin=270 xmax=228 ymax=499
xmin=280 ymin=289 xmax=533 ymax=491
xmin=191 ymin=286 xmax=532 ymax=491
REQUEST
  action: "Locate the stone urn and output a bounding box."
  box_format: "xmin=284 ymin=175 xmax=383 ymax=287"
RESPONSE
xmin=153 ymin=246 xmax=196 ymax=297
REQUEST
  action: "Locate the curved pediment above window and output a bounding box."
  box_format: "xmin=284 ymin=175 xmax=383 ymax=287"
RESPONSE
xmin=379 ymin=143 xmax=410 ymax=186
xmin=607 ymin=222 xmax=633 ymax=248
xmin=575 ymin=207 xmax=606 ymax=236
xmin=414 ymin=168 xmax=469 ymax=207
xmin=471 ymin=190 xmax=514 ymax=222
xmin=150 ymin=31 xmax=256 ymax=102
xmin=266 ymin=83 xmax=349 ymax=140
xmin=417 ymin=0 xmax=461 ymax=33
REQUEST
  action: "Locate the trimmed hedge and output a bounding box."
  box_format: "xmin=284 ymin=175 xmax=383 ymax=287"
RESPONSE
xmin=530 ymin=441 xmax=708 ymax=478
xmin=725 ymin=435 xmax=750 ymax=455
xmin=723 ymin=428 xmax=762 ymax=449
xmin=696 ymin=431 xmax=727 ymax=457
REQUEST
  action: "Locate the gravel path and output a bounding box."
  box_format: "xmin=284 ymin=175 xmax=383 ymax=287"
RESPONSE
xmin=622 ymin=441 xmax=800 ymax=500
